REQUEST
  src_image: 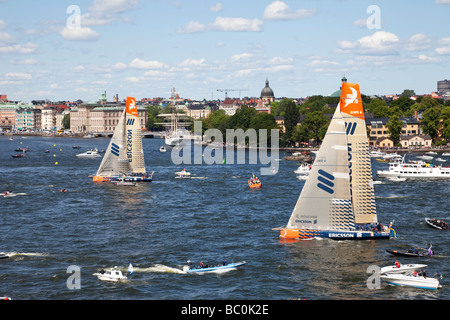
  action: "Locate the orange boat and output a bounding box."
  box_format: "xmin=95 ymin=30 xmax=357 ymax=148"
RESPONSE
xmin=248 ymin=177 xmax=261 ymax=189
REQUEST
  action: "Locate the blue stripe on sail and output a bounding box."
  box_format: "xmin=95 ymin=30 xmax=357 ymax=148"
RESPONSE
xmin=318 ymin=175 xmax=334 ymax=187
xmin=318 ymin=169 xmax=334 ymax=181
xmin=317 ymin=182 xmax=333 ymax=194
xmin=111 ymin=143 xmax=119 ymax=156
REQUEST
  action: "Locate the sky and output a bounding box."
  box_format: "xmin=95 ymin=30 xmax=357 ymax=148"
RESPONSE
xmin=0 ymin=0 xmax=450 ymax=103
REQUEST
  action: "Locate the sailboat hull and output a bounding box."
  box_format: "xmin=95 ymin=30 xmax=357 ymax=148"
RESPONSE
xmin=279 ymin=228 xmax=390 ymax=240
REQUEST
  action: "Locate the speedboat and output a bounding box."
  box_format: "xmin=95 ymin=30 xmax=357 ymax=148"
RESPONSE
xmin=175 ymin=169 xmax=191 ymax=178
xmin=442 ymin=152 xmax=450 ymax=156
xmin=386 ymin=246 xmax=434 ymax=258
xmin=93 ymin=266 xmax=128 ymax=282
xmin=417 ymin=155 xmax=434 ymax=161
xmin=160 ymin=146 xmax=167 ymax=152
xmin=76 ymin=149 xmax=101 ymax=158
xmin=183 ymin=261 xmax=246 ymax=274
xmin=369 ymin=150 xmax=386 ymax=158
xmin=12 ymin=154 xmax=24 ymax=158
xmin=381 ymin=263 xmax=428 ymax=275
xmin=14 ymin=147 xmax=29 ymax=152
xmin=435 ymin=157 xmax=446 ymax=162
xmin=425 ymin=218 xmax=448 ymax=230
xmin=293 ymin=164 xmax=311 ymax=175
xmin=381 ymin=272 xmax=442 ymax=290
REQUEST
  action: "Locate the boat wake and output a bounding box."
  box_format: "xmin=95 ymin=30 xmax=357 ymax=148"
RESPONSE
xmin=1 ymin=192 xmax=27 ymax=198
xmin=133 ymin=264 xmax=186 ymax=274
xmin=0 ymin=251 xmax=49 ymax=258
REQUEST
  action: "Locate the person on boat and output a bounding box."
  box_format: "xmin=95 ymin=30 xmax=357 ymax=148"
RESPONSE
xmin=413 ymin=247 xmax=418 ymax=254
xmin=200 ymin=261 xmax=205 ymax=268
xmin=395 ymin=260 xmax=400 ymax=268
xmin=223 ymin=259 xmax=227 ymax=266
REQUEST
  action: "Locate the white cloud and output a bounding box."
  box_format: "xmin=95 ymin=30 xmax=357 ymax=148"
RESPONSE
xmin=436 ymin=0 xmax=450 ymax=5
xmin=0 ymin=42 xmax=38 ymax=54
xmin=436 ymin=37 xmax=450 ymax=55
xmin=418 ymin=54 xmax=441 ymax=63
xmin=337 ymin=31 xmax=399 ymax=55
xmin=10 ymin=58 xmax=38 ymax=65
xmin=263 ymin=1 xmax=316 ymax=20
xmin=178 ymin=17 xmax=263 ymax=33
xmin=5 ymin=72 xmax=32 ymax=80
xmin=111 ymin=62 xmax=127 ymax=70
xmin=230 ymin=53 xmax=252 ymax=62
xmin=129 ymin=58 xmax=168 ymax=69
xmin=209 ymin=3 xmax=223 ymax=12
xmin=88 ymin=0 xmax=139 ymax=14
xmin=211 ymin=17 xmax=263 ymax=32
xmin=60 ymin=26 xmax=100 ymax=41
xmin=178 ymin=58 xmax=206 ymax=67
xmin=177 ymin=21 xmax=207 ymax=34
xmin=405 ymin=33 xmax=431 ymax=51
xmin=125 ymin=76 xmax=140 ymax=83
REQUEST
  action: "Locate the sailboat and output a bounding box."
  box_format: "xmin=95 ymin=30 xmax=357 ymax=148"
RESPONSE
xmin=93 ymin=97 xmax=153 ymax=182
xmin=275 ymin=82 xmax=395 ymax=240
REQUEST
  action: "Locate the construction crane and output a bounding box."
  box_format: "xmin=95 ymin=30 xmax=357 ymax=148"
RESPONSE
xmin=216 ymin=89 xmax=248 ymax=99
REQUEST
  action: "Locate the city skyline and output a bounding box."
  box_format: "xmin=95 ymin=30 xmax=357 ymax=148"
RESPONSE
xmin=1 ymin=0 xmax=450 ymax=103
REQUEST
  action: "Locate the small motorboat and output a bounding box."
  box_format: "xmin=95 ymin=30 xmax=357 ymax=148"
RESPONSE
xmin=293 ymin=164 xmax=311 ymax=175
xmin=160 ymin=146 xmax=167 ymax=152
xmin=442 ymin=152 xmax=450 ymax=156
xmin=0 ymin=254 xmax=10 ymax=259
xmin=1 ymin=191 xmax=25 ymax=198
xmin=76 ymin=149 xmax=101 ymax=158
xmin=183 ymin=261 xmax=246 ymax=274
xmin=93 ymin=266 xmax=128 ymax=282
xmin=425 ymin=218 xmax=449 ymax=230
xmin=12 ymin=154 xmax=24 ymax=158
xmin=435 ymin=157 xmax=446 ymax=162
xmin=417 ymin=155 xmax=434 ymax=161
xmin=73 ymin=146 xmax=81 ymax=149
xmin=381 ymin=263 xmax=428 ymax=275
xmin=14 ymin=147 xmax=29 ymax=152
xmin=248 ymin=177 xmax=261 ymax=189
xmin=381 ymin=272 xmax=442 ymax=290
xmin=175 ymin=169 xmax=191 ymax=178
xmin=386 ymin=245 xmax=434 ymax=258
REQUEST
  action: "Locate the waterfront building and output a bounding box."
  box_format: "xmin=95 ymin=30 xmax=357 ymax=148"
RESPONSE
xmin=0 ymin=103 xmax=18 ymax=131
xmin=70 ymin=103 xmax=147 ymax=134
xmin=366 ymin=116 xmax=421 ymax=147
xmin=400 ymin=134 xmax=432 ymax=148
xmin=15 ymin=107 xmax=41 ymax=131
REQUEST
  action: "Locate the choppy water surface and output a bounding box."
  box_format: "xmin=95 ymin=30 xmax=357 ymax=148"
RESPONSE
xmin=0 ymin=136 xmax=449 ymax=300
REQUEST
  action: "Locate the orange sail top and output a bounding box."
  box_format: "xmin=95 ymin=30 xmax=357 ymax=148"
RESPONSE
xmin=340 ymin=83 xmax=364 ymax=120
xmin=126 ymin=96 xmax=138 ymax=117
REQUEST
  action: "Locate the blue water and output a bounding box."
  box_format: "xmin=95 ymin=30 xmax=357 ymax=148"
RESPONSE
xmin=0 ymin=136 xmax=449 ymax=300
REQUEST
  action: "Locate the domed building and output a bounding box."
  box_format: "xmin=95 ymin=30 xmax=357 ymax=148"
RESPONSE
xmin=260 ymin=78 xmax=275 ymax=103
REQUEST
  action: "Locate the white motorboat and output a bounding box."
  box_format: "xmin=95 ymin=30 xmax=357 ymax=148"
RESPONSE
xmin=377 ymin=159 xmax=450 ymax=179
xmin=183 ymin=261 xmax=246 ymax=274
xmin=442 ymin=152 xmax=450 ymax=156
xmin=381 ymin=272 xmax=442 ymax=290
xmin=435 ymin=157 xmax=446 ymax=162
xmin=417 ymin=155 xmax=434 ymax=161
xmin=175 ymin=169 xmax=191 ymax=178
xmin=160 ymin=146 xmax=167 ymax=152
xmin=369 ymin=150 xmax=386 ymax=158
xmin=76 ymin=149 xmax=101 ymax=158
xmin=381 ymin=263 xmax=428 ymax=275
xmin=293 ymin=164 xmax=311 ymax=175
xmin=426 ymin=151 xmax=437 ymax=155
xmin=382 ymin=152 xmax=402 ymax=160
xmin=93 ymin=266 xmax=128 ymax=282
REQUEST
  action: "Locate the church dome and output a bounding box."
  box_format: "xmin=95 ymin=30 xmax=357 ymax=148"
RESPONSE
xmin=260 ymin=78 xmax=274 ymax=99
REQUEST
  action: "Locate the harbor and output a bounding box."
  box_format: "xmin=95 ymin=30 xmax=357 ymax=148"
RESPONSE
xmin=1 ymin=134 xmax=448 ymax=300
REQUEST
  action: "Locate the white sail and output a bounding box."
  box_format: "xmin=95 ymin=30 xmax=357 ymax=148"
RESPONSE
xmin=125 ymin=97 xmax=146 ymax=174
xmin=286 ymin=104 xmax=355 ymax=231
xmin=94 ymin=108 xmax=131 ymax=180
xmin=340 ymin=83 xmax=377 ymax=224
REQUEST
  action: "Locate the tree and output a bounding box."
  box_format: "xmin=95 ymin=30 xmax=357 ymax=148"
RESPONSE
xmin=298 ymin=111 xmax=330 ymax=144
xmin=421 ymin=106 xmax=441 ymax=142
xmin=366 ymin=98 xmax=390 ymax=117
xmin=282 ymin=99 xmax=300 ymax=145
xmin=390 ymin=96 xmax=415 ymax=115
xmin=62 ymin=113 xmax=70 ymax=129
xmin=401 ymin=89 xmax=415 ymax=97
xmin=386 ymin=114 xmax=403 ymax=145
